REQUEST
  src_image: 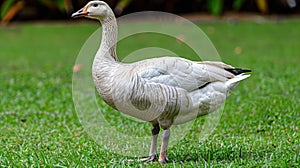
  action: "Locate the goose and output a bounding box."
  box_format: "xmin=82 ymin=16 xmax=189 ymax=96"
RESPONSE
xmin=72 ymin=1 xmax=251 ymax=164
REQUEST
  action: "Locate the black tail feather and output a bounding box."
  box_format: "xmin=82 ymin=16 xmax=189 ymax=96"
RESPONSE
xmin=225 ymin=68 xmax=252 ymax=75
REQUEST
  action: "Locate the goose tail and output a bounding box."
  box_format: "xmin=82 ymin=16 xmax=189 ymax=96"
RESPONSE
xmin=226 ymin=74 xmax=251 ymax=91
xmin=225 ymin=67 xmax=251 ymax=91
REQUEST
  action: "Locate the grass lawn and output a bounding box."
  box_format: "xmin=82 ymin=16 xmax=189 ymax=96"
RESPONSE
xmin=0 ymin=18 xmax=299 ymax=167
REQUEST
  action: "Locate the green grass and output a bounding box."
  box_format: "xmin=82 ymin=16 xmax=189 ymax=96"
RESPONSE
xmin=0 ymin=19 xmax=299 ymax=167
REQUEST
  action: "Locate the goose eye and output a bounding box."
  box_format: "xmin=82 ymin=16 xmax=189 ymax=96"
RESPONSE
xmin=93 ymin=4 xmax=98 ymax=7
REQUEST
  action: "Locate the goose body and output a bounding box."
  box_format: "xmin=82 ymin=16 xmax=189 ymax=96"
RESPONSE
xmin=94 ymin=56 xmax=249 ymax=126
xmin=72 ymin=1 xmax=251 ymax=163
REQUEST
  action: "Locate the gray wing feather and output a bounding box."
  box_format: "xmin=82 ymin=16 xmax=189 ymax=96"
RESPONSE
xmin=136 ymin=57 xmax=235 ymax=91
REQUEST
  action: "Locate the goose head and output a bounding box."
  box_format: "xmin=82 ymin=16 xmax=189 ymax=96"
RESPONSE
xmin=72 ymin=1 xmax=112 ymax=21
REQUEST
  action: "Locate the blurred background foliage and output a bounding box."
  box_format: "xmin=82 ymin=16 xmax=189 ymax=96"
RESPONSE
xmin=0 ymin=0 xmax=299 ymax=25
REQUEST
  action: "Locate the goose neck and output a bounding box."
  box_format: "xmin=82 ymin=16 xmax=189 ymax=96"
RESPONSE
xmin=98 ymin=16 xmax=118 ymax=62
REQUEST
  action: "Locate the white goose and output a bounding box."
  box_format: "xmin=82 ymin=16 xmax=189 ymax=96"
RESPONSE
xmin=72 ymin=1 xmax=251 ymax=164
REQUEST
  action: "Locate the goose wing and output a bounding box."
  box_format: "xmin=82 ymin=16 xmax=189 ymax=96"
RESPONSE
xmin=135 ymin=57 xmax=236 ymax=91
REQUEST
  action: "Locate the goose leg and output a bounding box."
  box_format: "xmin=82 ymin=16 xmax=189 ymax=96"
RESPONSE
xmin=140 ymin=124 xmax=160 ymax=162
xmin=159 ymin=128 xmax=170 ymax=164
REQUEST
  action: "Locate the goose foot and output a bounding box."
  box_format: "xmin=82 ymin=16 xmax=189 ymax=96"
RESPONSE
xmin=159 ymin=155 xmax=169 ymax=164
xmin=139 ymin=154 xmax=157 ymax=162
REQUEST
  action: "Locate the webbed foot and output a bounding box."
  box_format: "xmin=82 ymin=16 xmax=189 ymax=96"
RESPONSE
xmin=139 ymin=154 xmax=157 ymax=162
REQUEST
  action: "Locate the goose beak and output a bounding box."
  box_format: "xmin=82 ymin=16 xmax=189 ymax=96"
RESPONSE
xmin=72 ymin=6 xmax=88 ymax=18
